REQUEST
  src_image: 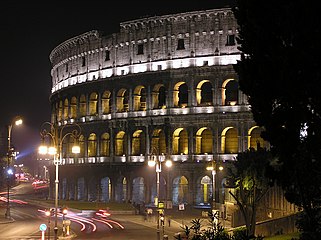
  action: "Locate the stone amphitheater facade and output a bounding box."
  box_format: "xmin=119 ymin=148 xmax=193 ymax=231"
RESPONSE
xmin=47 ymin=7 xmax=296 ymax=227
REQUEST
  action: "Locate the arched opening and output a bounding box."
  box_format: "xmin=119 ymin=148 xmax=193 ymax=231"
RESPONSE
xmin=131 ymin=130 xmax=146 ymax=155
xmin=248 ymin=126 xmax=267 ymax=149
xmin=195 ymin=127 xmax=213 ymax=154
xmin=221 ymin=127 xmax=238 ymax=154
xmin=63 ymin=98 xmax=69 ymax=120
xmin=172 ymin=176 xmax=188 ymax=205
xmin=116 ymin=88 xmax=129 ymax=112
xmin=151 ymin=128 xmax=166 ymax=154
xmin=89 ymin=92 xmax=98 ymax=115
xmin=172 ymin=128 xmax=188 ymax=154
xmin=70 ymin=96 xmax=77 ymax=119
xmin=79 ymin=94 xmax=87 ymax=117
xmin=152 ymin=84 xmax=166 ymax=109
xmin=115 ymin=131 xmax=126 ymax=156
xmin=102 ymin=90 xmax=111 ymax=114
xmin=100 ymin=133 xmax=110 ymax=157
xmin=100 ymin=177 xmax=111 ymax=202
xmin=77 ymin=177 xmax=85 ymax=200
xmin=115 ymin=177 xmax=127 ymax=203
xmin=222 ymin=79 xmax=238 ymax=106
xmin=132 ymin=177 xmax=145 ymax=204
xmin=173 ymin=82 xmax=188 ymax=108
xmin=133 ymin=85 xmax=147 ymax=111
xmin=196 ymin=80 xmax=213 ymax=106
xmin=87 ymin=133 xmax=97 ymax=157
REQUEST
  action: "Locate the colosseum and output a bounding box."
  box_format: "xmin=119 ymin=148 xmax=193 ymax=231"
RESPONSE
xmin=45 ymin=7 xmax=296 ymax=228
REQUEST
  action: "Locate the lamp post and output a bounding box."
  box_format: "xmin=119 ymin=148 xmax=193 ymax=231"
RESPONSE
xmin=62 ymin=207 xmax=68 ymax=237
xmin=45 ymin=208 xmax=53 ymax=240
xmin=148 ymin=151 xmax=172 ymax=240
xmin=206 ymin=159 xmax=223 ymax=228
xmin=39 ymin=122 xmax=81 ymax=240
xmin=5 ymin=117 xmax=23 ymax=219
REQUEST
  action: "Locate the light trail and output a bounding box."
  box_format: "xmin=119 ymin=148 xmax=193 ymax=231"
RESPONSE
xmin=38 ymin=208 xmax=125 ymax=234
xmin=92 ymin=217 xmax=113 ymax=228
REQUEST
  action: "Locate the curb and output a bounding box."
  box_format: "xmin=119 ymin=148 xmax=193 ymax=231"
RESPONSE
xmin=0 ymin=217 xmax=15 ymax=224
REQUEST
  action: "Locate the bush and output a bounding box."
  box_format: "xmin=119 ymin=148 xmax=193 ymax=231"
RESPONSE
xmin=176 ymin=214 xmax=265 ymax=240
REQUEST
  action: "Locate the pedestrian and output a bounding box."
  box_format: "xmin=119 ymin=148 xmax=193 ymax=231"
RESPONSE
xmin=168 ymin=217 xmax=171 ymax=227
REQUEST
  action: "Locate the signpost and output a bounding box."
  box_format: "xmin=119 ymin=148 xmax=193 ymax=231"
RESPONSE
xmin=40 ymin=224 xmax=47 ymax=240
xmin=178 ymin=204 xmax=185 ymax=227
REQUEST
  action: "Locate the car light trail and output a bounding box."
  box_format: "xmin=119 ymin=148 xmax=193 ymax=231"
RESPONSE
xmin=92 ymin=217 xmax=113 ymax=228
xmin=64 ymin=215 xmax=97 ymax=232
xmin=38 ymin=208 xmax=124 ymax=234
xmin=103 ymin=219 xmax=125 ymax=229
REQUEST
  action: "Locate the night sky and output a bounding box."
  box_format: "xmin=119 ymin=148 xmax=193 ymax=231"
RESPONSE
xmin=0 ymin=1 xmax=235 ymax=168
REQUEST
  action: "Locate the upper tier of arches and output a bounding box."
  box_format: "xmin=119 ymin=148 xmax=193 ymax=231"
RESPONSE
xmin=49 ymin=8 xmax=240 ymax=94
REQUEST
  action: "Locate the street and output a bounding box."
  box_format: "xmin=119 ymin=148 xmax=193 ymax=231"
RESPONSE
xmin=0 ymin=181 xmax=186 ymax=239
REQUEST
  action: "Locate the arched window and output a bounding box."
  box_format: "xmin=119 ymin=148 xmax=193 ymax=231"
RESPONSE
xmin=152 ymin=84 xmax=166 ymax=109
xmin=151 ymin=129 xmax=166 ymax=154
xmin=79 ymin=94 xmax=87 ymax=117
xmin=63 ymin=98 xmax=69 ymax=120
xmin=173 ymin=82 xmax=188 ymax=108
xmin=196 ymin=80 xmax=213 ymax=106
xmin=100 ymin=133 xmax=110 ymax=156
xmin=57 ymin=100 xmax=63 ymax=121
xmin=115 ymin=131 xmax=126 ymax=156
xmin=195 ymin=128 xmax=213 ymax=154
xmin=89 ymin=92 xmax=98 ymax=115
xmin=79 ymin=135 xmax=85 ymax=158
xmin=102 ymin=91 xmax=111 ymax=114
xmin=222 ymin=79 xmax=239 ymax=106
xmin=248 ymin=126 xmax=267 ymax=149
xmin=172 ymin=128 xmax=188 ymax=154
xmin=70 ymin=96 xmax=77 ymax=119
xmin=116 ymin=89 xmax=129 ymax=112
xmin=222 ymin=127 xmax=238 ymax=154
xmin=133 ymin=86 xmax=146 ymax=111
xmin=87 ymin=133 xmax=97 ymax=157
xmin=132 ymin=130 xmax=145 ymax=155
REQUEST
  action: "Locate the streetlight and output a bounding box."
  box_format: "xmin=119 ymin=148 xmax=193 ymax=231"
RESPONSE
xmin=62 ymin=207 xmax=68 ymax=237
xmin=5 ymin=116 xmax=23 ymax=219
xmin=148 ymin=151 xmax=172 ymax=240
xmin=206 ymin=159 xmax=223 ymax=228
xmin=39 ymin=122 xmax=81 ymax=240
xmin=45 ymin=208 xmax=54 ymax=240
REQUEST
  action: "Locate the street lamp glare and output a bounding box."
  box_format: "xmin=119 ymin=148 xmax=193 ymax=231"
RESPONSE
xmin=38 ymin=146 xmax=48 ymax=155
xmin=48 ymin=146 xmax=57 ymax=155
xmin=45 ymin=210 xmax=51 ymax=217
xmin=206 ymin=166 xmax=214 ymax=171
xmin=148 ymin=160 xmax=156 ymax=167
xmin=148 ymin=149 xmax=173 ymax=240
xmin=5 ymin=116 xmax=23 ymax=219
xmin=165 ymin=159 xmax=172 ymax=168
xmin=15 ymin=119 xmax=23 ymax=126
xmin=72 ymin=145 xmax=80 ymax=154
xmin=39 ymin=122 xmax=81 ymax=240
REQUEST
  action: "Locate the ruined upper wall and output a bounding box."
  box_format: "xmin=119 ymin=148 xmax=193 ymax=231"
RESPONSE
xmin=49 ymin=8 xmax=240 ymax=93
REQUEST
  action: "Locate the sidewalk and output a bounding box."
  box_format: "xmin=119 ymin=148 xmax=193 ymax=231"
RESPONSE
xmin=110 ymin=205 xmax=214 ymax=239
xmin=0 ymin=206 xmax=15 ymax=224
xmin=111 ymin=213 xmax=194 ymax=240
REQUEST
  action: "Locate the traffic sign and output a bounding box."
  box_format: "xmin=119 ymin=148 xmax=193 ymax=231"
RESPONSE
xmin=39 ymin=223 xmax=47 ymax=232
xmin=158 ymin=201 xmax=164 ymax=209
xmin=178 ymin=204 xmax=185 ymax=211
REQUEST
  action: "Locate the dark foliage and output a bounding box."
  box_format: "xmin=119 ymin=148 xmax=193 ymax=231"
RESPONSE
xmin=232 ymin=0 xmax=321 ymax=237
xmin=226 ymin=147 xmax=273 ymax=236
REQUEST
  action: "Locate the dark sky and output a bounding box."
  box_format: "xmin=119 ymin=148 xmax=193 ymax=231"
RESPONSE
xmin=0 ymin=1 xmax=235 ymax=167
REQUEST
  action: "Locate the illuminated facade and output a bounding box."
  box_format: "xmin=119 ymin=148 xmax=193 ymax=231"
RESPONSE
xmin=48 ymin=8 xmax=296 ymax=227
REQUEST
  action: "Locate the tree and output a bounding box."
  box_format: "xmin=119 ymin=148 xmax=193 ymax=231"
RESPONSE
xmin=232 ymin=1 xmax=321 ymax=238
xmin=226 ymin=147 xmax=272 ymax=237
